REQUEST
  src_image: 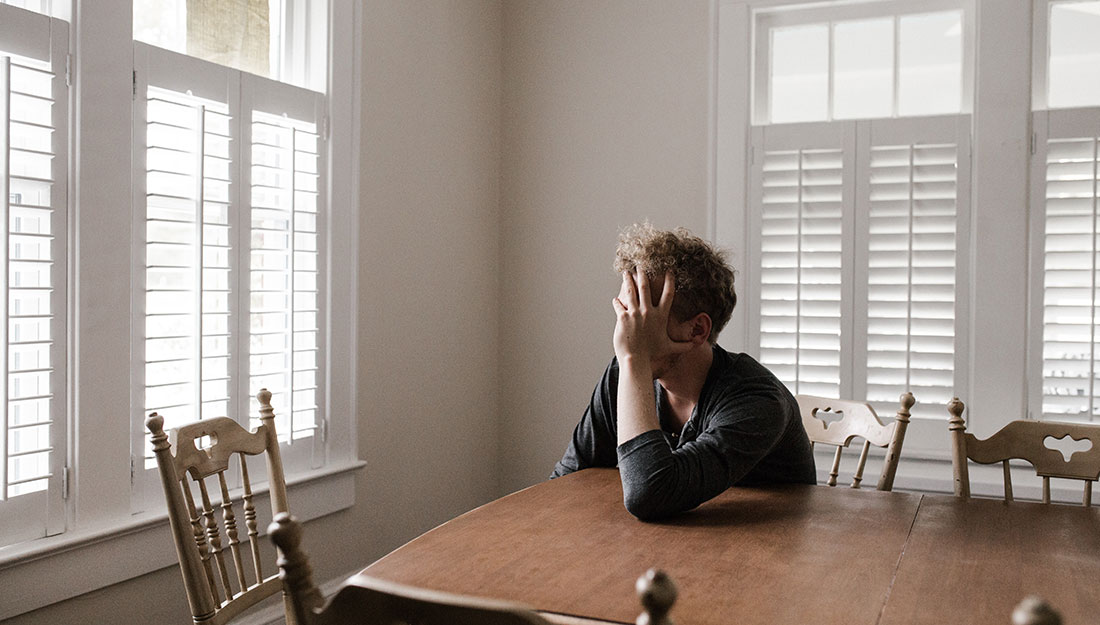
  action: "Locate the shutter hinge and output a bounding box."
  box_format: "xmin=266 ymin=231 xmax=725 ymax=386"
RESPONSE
xmin=65 ymin=53 xmax=72 ymax=87
xmin=1030 ymin=132 xmax=1037 ymax=155
xmin=61 ymin=465 xmax=70 ymax=500
xmin=320 ymin=419 xmax=328 ymax=443
xmin=130 ymin=455 xmax=136 ymax=484
xmin=132 ymin=70 xmax=137 ymax=99
xmin=321 ymin=115 xmax=330 ymax=141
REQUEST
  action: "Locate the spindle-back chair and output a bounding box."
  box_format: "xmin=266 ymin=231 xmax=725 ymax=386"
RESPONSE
xmin=147 ymin=388 xmax=293 ymax=625
xmin=796 ymin=392 xmax=915 ymax=491
xmin=947 ymin=398 xmax=1100 ymax=505
xmin=267 ymin=514 xmax=679 ymax=625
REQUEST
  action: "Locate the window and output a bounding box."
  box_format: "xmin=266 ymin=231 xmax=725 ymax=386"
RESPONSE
xmin=131 ymin=43 xmax=326 ymax=511
xmin=747 ymin=1 xmax=973 ymax=451
xmin=1 ymin=2 xmax=358 ymax=617
xmin=1029 ymin=0 xmax=1100 ymax=423
xmin=0 ymin=2 xmax=67 ymax=547
xmin=133 ymin=0 xmax=327 ymax=91
xmin=758 ymin=3 xmax=966 ymax=124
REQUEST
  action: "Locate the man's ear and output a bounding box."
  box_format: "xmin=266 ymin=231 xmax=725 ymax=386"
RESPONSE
xmin=688 ymin=313 xmax=712 ymax=345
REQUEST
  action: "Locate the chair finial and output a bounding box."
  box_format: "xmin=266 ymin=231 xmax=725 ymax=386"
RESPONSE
xmin=899 ymin=392 xmax=916 ymax=414
xmin=635 ymin=568 xmax=676 ymax=625
xmin=947 ymin=398 xmax=966 ymax=430
xmin=146 ymin=411 xmax=165 ymax=435
xmin=146 ymin=412 xmax=171 ymax=452
xmin=269 ymin=513 xmax=325 ymax=620
xmin=258 ymin=388 xmax=275 ymax=423
xmin=1012 ymin=596 xmax=1062 ymax=625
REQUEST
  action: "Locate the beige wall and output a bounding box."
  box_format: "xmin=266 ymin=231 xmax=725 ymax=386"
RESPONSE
xmin=356 ymin=0 xmax=504 ymax=554
xmin=498 ymin=0 xmax=714 ymax=493
xmin=6 ymin=2 xmax=503 ymax=622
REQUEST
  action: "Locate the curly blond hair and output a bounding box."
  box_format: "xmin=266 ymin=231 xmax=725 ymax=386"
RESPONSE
xmin=613 ymin=222 xmax=736 ymax=344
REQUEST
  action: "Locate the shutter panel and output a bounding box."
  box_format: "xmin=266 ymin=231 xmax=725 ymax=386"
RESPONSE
xmin=756 ymin=129 xmax=847 ymax=398
xmin=141 ymin=86 xmax=235 ymax=463
xmin=3 ymin=52 xmax=58 ymax=498
xmin=246 ymin=105 xmax=322 ymax=451
xmin=1040 ymin=135 xmax=1098 ymax=421
xmin=0 ymin=5 xmax=68 ymax=543
xmin=865 ymin=141 xmax=958 ymax=417
xmin=134 ymin=43 xmax=240 ymax=482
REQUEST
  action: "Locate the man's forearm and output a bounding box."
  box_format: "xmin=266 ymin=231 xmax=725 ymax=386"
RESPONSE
xmin=616 ymin=357 xmax=661 ymax=445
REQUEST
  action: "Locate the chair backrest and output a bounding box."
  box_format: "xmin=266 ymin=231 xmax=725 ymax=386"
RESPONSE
xmin=796 ymin=392 xmax=915 ymax=491
xmin=147 ymin=388 xmax=292 ymax=625
xmin=947 ymin=398 xmax=1100 ymax=506
xmin=268 ymin=514 xmax=678 ymax=625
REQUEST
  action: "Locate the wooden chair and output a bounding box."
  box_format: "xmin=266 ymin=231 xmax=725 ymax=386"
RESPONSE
xmin=147 ymin=389 xmax=294 ymax=625
xmin=267 ymin=513 xmax=678 ymax=625
xmin=947 ymin=398 xmax=1100 ymax=505
xmin=796 ymin=392 xmax=915 ymax=491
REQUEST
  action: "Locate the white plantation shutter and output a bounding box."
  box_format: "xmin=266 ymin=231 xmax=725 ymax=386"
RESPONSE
xmin=751 ymin=117 xmax=969 ymax=448
xmin=132 ymin=45 xmax=247 ymax=511
xmin=1031 ymin=109 xmax=1100 ymax=422
xmin=242 ymin=74 xmax=325 ymax=469
xmin=0 ymin=7 xmax=67 ymax=544
xmin=132 ymin=47 xmax=326 ymax=508
xmin=132 ymin=45 xmax=240 ymax=481
xmin=751 ymin=124 xmax=853 ymax=398
xmin=140 ymin=88 xmax=235 ymax=461
xmin=859 ymin=116 xmax=969 ymax=422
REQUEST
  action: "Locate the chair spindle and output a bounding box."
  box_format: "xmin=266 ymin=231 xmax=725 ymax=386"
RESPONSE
xmin=828 ymin=446 xmax=843 ymax=487
xmin=851 ymin=440 xmax=871 ymax=489
xmin=1042 ymin=477 xmax=1051 ymax=504
xmin=1003 ymin=460 xmax=1013 ymax=502
xmin=1085 ymin=481 xmax=1093 ymax=507
xmin=240 ymin=454 xmax=264 ymax=583
xmin=218 ymin=470 xmax=249 ymax=593
xmin=198 ymin=476 xmax=235 ymax=600
xmin=181 ymin=476 xmax=220 ymax=605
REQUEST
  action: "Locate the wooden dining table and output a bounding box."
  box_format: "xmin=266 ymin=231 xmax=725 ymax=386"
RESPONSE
xmin=361 ymin=468 xmax=1100 ymax=625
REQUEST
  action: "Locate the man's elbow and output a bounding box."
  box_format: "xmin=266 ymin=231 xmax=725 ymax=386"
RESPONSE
xmin=622 ymin=487 xmax=674 ymax=522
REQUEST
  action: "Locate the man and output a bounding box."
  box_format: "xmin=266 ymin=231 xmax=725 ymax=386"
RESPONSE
xmin=551 ymin=223 xmax=816 ymax=520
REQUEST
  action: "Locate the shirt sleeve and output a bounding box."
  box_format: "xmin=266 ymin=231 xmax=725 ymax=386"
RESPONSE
xmin=615 ymin=377 xmax=792 ymax=520
xmin=550 ymin=360 xmax=620 ymax=479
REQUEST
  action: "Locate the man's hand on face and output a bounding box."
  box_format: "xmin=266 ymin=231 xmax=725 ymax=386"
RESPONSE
xmin=612 ymin=268 xmax=695 ymax=368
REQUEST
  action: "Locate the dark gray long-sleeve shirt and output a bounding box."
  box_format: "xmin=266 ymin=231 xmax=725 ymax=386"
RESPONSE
xmin=551 ymin=345 xmax=816 ymax=520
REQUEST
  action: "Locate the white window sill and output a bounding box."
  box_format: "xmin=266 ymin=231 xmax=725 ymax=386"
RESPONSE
xmin=0 ymin=460 xmax=365 ymax=621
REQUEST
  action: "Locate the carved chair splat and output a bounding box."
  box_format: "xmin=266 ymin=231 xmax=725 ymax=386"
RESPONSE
xmin=147 ymin=389 xmax=295 ymax=625
xmin=947 ymin=398 xmax=1100 ymax=506
xmin=268 ymin=513 xmax=680 ymax=625
xmin=796 ymin=392 xmax=915 ymax=491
